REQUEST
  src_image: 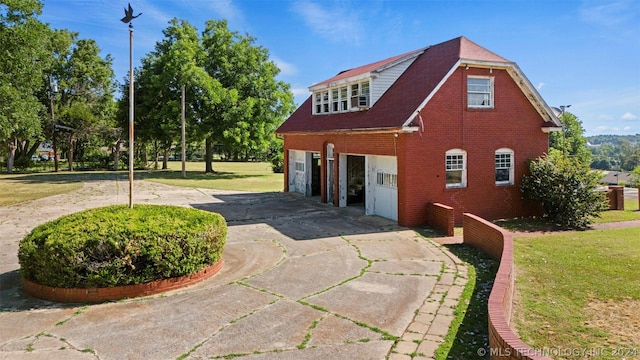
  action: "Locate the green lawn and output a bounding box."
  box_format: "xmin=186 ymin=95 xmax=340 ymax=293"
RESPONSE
xmin=513 ymin=228 xmax=640 ymax=357
xmin=139 ymin=161 xmax=283 ymax=193
xmin=0 ymin=162 xmax=283 ymax=206
xmin=0 ymin=173 xmax=83 ymax=207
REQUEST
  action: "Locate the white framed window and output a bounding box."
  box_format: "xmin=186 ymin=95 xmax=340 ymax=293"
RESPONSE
xmin=313 ymin=80 xmax=370 ymax=115
xmin=467 ymin=76 xmax=493 ymax=108
xmin=294 ymin=161 xmax=305 ymax=172
xmin=322 ymin=91 xmax=329 ymax=113
xmin=495 ymin=148 xmax=514 ymax=185
xmin=314 ymin=92 xmax=322 ymax=114
xmin=340 ymin=87 xmax=348 ymax=111
xmin=313 ymin=91 xmax=330 ymax=114
xmin=445 ymin=149 xmax=466 ymax=188
xmin=376 ymin=172 xmax=398 ymax=188
xmin=350 ymin=81 xmax=370 ymax=108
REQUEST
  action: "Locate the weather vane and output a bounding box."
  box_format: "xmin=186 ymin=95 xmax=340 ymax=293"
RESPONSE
xmin=120 ymin=3 xmax=142 ymax=26
xmin=121 ymin=2 xmax=141 ymax=208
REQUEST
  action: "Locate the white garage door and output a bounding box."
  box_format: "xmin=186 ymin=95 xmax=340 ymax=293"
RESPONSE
xmin=367 ymin=155 xmax=398 ymax=221
xmin=288 ymin=150 xmax=308 ymax=195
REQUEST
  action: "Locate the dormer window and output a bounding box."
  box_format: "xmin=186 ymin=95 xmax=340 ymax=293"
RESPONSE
xmin=313 ymin=80 xmax=370 ymax=115
xmin=351 ymin=81 xmax=370 ymax=109
xmin=340 ymin=87 xmax=348 ymax=111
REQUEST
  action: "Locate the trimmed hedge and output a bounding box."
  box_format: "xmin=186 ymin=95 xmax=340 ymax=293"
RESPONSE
xmin=19 ymin=205 xmax=226 ymax=288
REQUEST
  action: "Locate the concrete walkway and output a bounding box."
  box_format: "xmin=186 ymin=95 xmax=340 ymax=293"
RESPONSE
xmin=0 ymin=178 xmax=467 ymax=360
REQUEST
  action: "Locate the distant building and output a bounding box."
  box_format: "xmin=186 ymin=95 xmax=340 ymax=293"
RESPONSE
xmin=599 ymin=171 xmax=634 ymax=185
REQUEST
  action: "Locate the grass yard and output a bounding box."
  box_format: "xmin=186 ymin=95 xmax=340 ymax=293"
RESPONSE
xmin=138 ymin=161 xmax=283 ymax=193
xmin=435 ymin=244 xmax=498 ymax=360
xmin=594 ymin=198 xmax=640 ymax=223
xmin=0 ymin=173 xmax=83 ymax=207
xmin=0 ymin=161 xmax=282 ymax=206
xmin=513 ymin=228 xmax=640 ymax=359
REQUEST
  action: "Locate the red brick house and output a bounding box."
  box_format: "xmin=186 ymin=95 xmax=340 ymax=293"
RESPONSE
xmin=276 ymin=36 xmax=561 ymax=226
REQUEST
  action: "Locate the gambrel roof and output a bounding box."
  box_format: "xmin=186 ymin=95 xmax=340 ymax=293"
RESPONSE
xmin=277 ymin=36 xmax=560 ymax=134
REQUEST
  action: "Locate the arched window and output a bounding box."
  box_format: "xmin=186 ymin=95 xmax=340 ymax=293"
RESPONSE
xmin=445 ymin=149 xmax=466 ymax=188
xmin=495 ymin=148 xmax=514 ymax=185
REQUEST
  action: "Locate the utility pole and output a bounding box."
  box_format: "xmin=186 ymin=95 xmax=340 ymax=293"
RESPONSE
xmin=48 ymin=75 xmax=59 ymax=172
xmin=181 ymin=85 xmax=186 ymax=179
xmin=559 ymin=105 xmax=571 ymax=160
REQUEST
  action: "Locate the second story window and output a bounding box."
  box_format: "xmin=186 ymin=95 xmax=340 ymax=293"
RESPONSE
xmin=350 ymin=81 xmax=370 ymax=108
xmin=315 ymin=92 xmax=322 ymax=114
xmin=332 ymin=90 xmax=339 ymax=112
xmin=322 ymin=91 xmax=329 ymax=113
xmin=340 ymin=87 xmax=348 ymax=111
xmin=313 ymin=80 xmax=370 ymax=114
xmin=467 ymin=76 xmax=493 ymax=108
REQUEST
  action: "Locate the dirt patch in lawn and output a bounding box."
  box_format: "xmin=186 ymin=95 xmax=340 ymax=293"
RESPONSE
xmin=584 ymin=297 xmax=640 ymax=346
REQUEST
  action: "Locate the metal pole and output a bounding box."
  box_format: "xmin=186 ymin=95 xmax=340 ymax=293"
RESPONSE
xmin=49 ymin=75 xmax=59 ymax=172
xmin=181 ymin=85 xmax=186 ymax=179
xmin=128 ymin=24 xmax=134 ymax=208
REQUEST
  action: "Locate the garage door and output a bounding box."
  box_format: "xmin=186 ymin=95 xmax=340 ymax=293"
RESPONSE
xmin=367 ymin=155 xmax=398 ymax=221
xmin=288 ymin=150 xmax=308 ymax=195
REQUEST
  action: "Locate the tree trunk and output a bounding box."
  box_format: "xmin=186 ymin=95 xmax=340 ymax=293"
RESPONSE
xmin=205 ymin=138 xmax=213 ymax=173
xmin=68 ymin=136 xmax=75 ymax=171
xmin=153 ymin=140 xmax=158 ymax=170
xmin=113 ymin=139 xmax=121 ymax=171
xmin=162 ymin=148 xmax=168 ymax=170
xmin=6 ymin=140 xmax=17 ymax=174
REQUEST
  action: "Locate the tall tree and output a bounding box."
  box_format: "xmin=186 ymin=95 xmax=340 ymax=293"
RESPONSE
xmin=55 ymin=37 xmax=115 ymax=170
xmin=0 ymin=0 xmax=50 ymax=172
xmin=127 ymin=18 xmax=224 ymax=170
xmin=549 ymin=111 xmax=592 ymax=166
xmin=201 ymin=19 xmax=294 ymax=171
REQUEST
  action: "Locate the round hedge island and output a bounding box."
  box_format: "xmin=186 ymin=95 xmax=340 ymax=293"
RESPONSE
xmin=18 ymin=204 xmax=226 ymax=303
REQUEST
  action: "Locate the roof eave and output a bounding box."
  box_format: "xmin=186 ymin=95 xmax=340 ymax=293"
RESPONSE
xmin=541 ymin=126 xmax=563 ymax=133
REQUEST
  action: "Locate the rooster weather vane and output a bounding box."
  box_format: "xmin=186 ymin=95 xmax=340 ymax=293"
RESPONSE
xmin=120 ymin=3 xmax=142 ymax=26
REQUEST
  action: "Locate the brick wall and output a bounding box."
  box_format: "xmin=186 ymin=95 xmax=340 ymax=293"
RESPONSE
xmin=606 ymin=186 xmax=625 ymax=210
xmin=426 ymin=202 xmax=454 ymax=236
xmin=463 ymin=214 xmax=551 ymax=360
xmin=282 ymin=66 xmax=549 ymax=227
xmin=399 ymin=67 xmax=547 ymax=226
xmin=23 ymin=259 xmax=223 ymax=303
xmin=284 ymin=132 xmax=398 ymax=207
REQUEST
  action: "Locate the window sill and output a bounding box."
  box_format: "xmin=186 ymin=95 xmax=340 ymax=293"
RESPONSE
xmin=467 ymin=106 xmax=495 ymax=110
xmin=445 ymin=185 xmax=466 ymax=190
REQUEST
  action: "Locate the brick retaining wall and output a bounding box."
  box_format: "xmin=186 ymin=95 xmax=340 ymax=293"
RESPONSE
xmin=463 ymin=213 xmax=551 ymax=360
xmin=426 ymin=202 xmax=454 ymax=236
xmin=23 ymin=259 xmax=223 ymax=303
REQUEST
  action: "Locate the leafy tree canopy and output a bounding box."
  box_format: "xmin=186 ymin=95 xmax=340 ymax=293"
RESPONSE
xmin=549 ymin=111 xmax=592 ymax=166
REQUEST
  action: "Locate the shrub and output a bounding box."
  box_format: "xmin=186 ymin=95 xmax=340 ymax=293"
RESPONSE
xmin=521 ymin=153 xmax=608 ymax=229
xmin=271 ymin=152 xmax=284 ymax=173
xmin=19 ymin=205 xmax=226 ymax=288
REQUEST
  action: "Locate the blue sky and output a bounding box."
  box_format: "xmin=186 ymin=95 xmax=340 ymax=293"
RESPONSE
xmin=39 ymin=0 xmax=640 ymax=136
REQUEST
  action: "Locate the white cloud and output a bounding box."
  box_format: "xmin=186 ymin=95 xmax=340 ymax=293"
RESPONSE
xmin=208 ymin=0 xmax=244 ymax=23
xmin=598 ymin=114 xmax=615 ymax=121
xmin=621 ymin=112 xmax=638 ymax=121
xmin=579 ymin=0 xmax=637 ymax=27
xmin=271 ymin=56 xmax=298 ymax=76
xmin=291 ymin=1 xmax=362 ymax=44
xmin=537 ymin=82 xmax=545 ymax=90
xmin=291 ymin=87 xmax=310 ymax=97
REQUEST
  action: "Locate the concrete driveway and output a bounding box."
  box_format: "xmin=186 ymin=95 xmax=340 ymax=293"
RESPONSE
xmin=0 ymin=178 xmax=467 ymax=359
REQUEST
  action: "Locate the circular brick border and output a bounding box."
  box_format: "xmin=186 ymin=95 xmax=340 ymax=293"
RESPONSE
xmin=22 ymin=258 xmax=223 ymax=304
